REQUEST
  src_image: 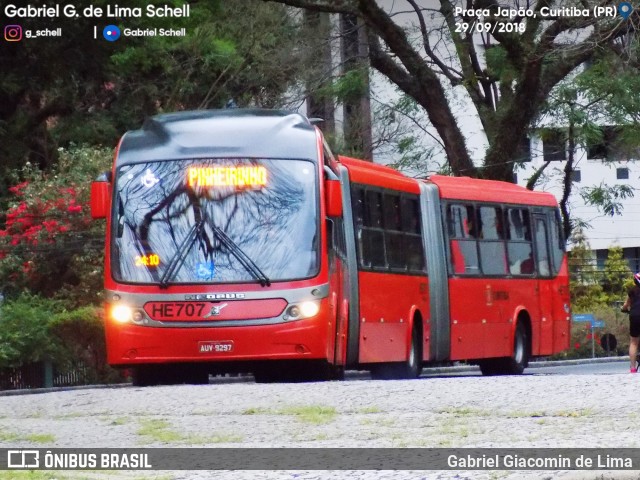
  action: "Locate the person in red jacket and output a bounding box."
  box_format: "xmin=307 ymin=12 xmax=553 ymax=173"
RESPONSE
xmin=622 ymin=272 xmax=640 ymax=373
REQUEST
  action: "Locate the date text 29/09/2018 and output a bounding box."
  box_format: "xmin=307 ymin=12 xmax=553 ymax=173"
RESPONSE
xmin=454 ymin=5 xmax=618 ymax=33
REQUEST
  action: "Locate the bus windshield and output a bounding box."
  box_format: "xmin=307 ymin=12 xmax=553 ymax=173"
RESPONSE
xmin=111 ymin=158 xmax=319 ymax=285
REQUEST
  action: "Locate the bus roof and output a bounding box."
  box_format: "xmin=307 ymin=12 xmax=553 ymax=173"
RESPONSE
xmin=116 ymin=109 xmax=319 ymax=165
xmin=337 ymin=156 xmax=421 ymax=193
xmin=426 ymin=174 xmax=558 ymax=207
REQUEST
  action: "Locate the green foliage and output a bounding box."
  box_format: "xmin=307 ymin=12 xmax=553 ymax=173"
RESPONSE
xmin=325 ymin=69 xmax=369 ymax=102
xmin=484 ymin=46 xmax=516 ymax=82
xmin=602 ymin=247 xmax=633 ymax=300
xmin=554 ymin=305 xmax=629 ymax=360
xmin=569 ymin=238 xmax=633 ymax=311
xmin=0 ymin=294 xmax=64 ymax=368
xmin=580 ymin=183 xmax=635 ymax=217
xmin=374 ymin=94 xmax=440 ymax=176
xmin=0 ymin=294 xmax=117 ymax=382
xmin=49 ymin=307 xmax=117 ymax=383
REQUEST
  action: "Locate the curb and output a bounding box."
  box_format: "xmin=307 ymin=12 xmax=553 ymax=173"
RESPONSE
xmin=531 ymin=356 xmax=626 ymax=367
xmin=420 ymin=355 xmax=627 ymax=375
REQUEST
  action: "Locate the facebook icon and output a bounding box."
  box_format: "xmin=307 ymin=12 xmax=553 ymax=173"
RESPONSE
xmin=103 ymin=25 xmax=121 ymax=42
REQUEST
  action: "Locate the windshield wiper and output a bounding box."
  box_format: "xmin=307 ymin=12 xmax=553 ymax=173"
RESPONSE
xmin=208 ymin=222 xmax=271 ymax=287
xmin=158 ymin=219 xmax=204 ymax=289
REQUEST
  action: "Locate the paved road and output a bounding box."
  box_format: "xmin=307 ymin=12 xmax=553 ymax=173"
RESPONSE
xmin=0 ymin=357 xmax=637 ymax=480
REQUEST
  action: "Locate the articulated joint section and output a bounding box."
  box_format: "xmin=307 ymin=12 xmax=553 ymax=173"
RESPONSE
xmin=104 ymin=284 xmax=329 ymax=328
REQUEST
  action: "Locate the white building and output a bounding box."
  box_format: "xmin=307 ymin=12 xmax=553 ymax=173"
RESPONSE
xmin=516 ymin=133 xmax=640 ymax=270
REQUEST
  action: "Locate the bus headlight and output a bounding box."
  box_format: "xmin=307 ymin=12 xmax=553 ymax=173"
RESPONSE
xmin=299 ymin=301 xmax=320 ymax=318
xmin=111 ymin=305 xmax=133 ymax=324
xmin=284 ymin=301 xmax=320 ymax=321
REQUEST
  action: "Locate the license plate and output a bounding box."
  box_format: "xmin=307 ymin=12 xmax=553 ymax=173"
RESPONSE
xmin=198 ymin=341 xmax=234 ymax=354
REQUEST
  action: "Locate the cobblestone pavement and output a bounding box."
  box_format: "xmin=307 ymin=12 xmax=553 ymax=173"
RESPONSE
xmin=0 ymin=362 xmax=638 ymax=480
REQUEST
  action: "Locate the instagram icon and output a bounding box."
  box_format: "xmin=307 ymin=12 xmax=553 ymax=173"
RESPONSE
xmin=4 ymin=25 xmax=23 ymax=41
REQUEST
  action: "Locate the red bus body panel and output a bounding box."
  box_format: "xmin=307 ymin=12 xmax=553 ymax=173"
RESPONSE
xmin=429 ymin=175 xmax=571 ymax=362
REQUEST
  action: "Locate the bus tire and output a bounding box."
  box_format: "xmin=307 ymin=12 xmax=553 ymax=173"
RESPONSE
xmin=478 ymin=360 xmax=497 ymax=376
xmin=371 ymin=324 xmax=422 ymax=380
xmin=493 ymin=321 xmax=529 ymax=375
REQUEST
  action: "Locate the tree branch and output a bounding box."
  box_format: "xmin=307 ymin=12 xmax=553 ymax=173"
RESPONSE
xmin=368 ymin=35 xmax=475 ymax=176
xmin=405 ymin=0 xmax=461 ymax=84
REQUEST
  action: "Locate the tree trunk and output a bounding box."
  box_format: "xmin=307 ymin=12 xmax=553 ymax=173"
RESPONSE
xmin=304 ymin=10 xmax=335 ymax=135
xmin=341 ymin=13 xmax=373 ymax=160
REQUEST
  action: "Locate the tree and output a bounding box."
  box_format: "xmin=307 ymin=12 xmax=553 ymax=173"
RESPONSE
xmin=602 ymin=246 xmax=633 ymax=303
xmin=0 ymin=0 xmax=304 ymax=191
xmin=569 ymin=230 xmax=633 ymax=311
xmin=263 ymin=0 xmax=637 ymax=182
xmin=526 ymin=55 xmax=640 ymax=238
xmin=568 ymin=231 xmax=606 ymax=311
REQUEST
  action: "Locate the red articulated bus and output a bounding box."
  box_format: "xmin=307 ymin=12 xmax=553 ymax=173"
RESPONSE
xmin=91 ymin=109 xmax=570 ymax=385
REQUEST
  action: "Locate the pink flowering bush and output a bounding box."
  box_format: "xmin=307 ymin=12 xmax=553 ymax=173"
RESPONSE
xmin=0 ymin=146 xmax=111 ymax=306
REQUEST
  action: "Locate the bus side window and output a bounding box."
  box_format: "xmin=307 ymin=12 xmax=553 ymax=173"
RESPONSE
xmin=384 ymin=193 xmax=404 ymax=269
xmin=365 ymin=190 xmax=383 ymax=229
xmin=464 ymin=205 xmax=479 ymax=238
xmin=478 ymin=206 xmax=507 ymax=275
xmin=548 ymin=209 xmax=565 ymax=275
xmin=401 ymin=196 xmax=421 ymax=234
xmin=401 ymin=196 xmax=425 ymax=272
xmin=506 ymin=208 xmax=534 ymax=275
xmin=535 ymin=217 xmax=551 ymax=277
xmin=354 ymin=188 xmax=385 ymax=269
xmin=448 ymin=204 xmax=479 ymax=275
xmin=352 ymin=188 xmax=365 ymax=226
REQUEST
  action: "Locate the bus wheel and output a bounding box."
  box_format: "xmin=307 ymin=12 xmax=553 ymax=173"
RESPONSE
xmin=493 ymin=322 xmax=529 ymax=375
xmin=371 ymin=324 xmax=422 ymax=380
xmin=478 ymin=360 xmax=497 ymax=376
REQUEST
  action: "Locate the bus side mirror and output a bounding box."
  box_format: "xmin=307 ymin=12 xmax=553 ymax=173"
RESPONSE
xmin=325 ymin=179 xmax=342 ymax=217
xmin=91 ymin=172 xmax=111 ymax=219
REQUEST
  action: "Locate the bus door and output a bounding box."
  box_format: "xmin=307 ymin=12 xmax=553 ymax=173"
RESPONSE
xmin=337 ymin=165 xmax=361 ymax=368
xmin=324 ymin=163 xmax=355 ymax=369
xmin=328 ymin=215 xmax=349 ymax=367
xmin=446 ymin=203 xmax=495 ymax=360
xmin=547 ymin=209 xmax=571 ymax=352
xmin=533 ymin=212 xmax=554 ymax=355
